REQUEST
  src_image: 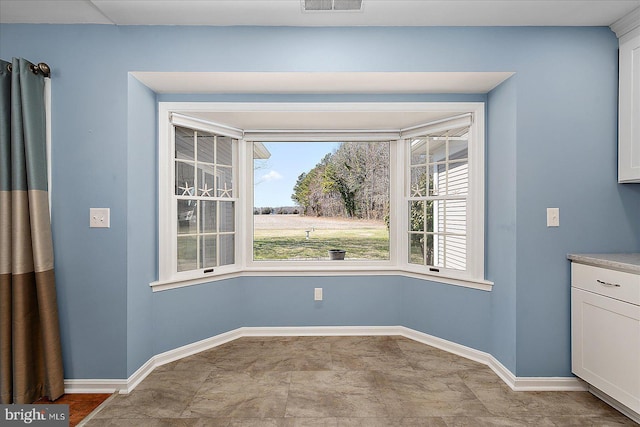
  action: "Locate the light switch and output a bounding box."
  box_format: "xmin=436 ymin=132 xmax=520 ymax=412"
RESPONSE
xmin=90 ymin=208 xmax=110 ymax=228
xmin=546 ymin=208 xmax=559 ymax=227
xmin=314 ymin=288 xmax=323 ymax=301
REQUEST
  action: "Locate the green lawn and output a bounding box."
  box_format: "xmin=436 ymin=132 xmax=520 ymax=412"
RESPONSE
xmin=253 ymin=226 xmax=389 ymax=260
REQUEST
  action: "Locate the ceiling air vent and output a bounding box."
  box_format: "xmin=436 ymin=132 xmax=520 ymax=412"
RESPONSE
xmin=302 ymin=0 xmax=363 ymax=12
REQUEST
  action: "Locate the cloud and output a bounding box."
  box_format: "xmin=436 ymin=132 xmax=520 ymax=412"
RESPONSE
xmin=256 ymin=170 xmax=283 ymax=184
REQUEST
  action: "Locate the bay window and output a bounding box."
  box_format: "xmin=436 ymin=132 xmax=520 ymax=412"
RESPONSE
xmin=154 ymin=103 xmax=488 ymax=292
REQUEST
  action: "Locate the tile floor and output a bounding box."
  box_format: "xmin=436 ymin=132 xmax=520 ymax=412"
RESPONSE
xmin=86 ymin=336 xmax=638 ymax=426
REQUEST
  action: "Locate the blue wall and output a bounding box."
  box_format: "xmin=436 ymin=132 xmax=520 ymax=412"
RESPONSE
xmin=487 ymin=75 xmax=518 ymax=373
xmin=1 ymin=24 xmax=638 ymax=380
xmin=126 ymin=75 xmax=157 ymax=374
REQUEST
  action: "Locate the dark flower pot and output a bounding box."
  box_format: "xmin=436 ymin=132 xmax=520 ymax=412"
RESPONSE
xmin=328 ymin=249 xmax=346 ymax=260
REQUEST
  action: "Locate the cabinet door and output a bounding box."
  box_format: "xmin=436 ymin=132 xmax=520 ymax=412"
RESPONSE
xmin=572 ymin=287 xmax=640 ymax=412
xmin=618 ymin=28 xmax=640 ymax=183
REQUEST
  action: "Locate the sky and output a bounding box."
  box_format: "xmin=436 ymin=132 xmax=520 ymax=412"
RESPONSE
xmin=254 ymin=142 xmax=340 ymax=208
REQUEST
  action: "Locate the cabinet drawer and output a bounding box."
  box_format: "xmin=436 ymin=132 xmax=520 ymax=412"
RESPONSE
xmin=571 ymin=263 xmax=640 ymax=305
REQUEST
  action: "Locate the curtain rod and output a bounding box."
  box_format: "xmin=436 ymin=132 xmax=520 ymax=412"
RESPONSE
xmin=6 ymin=62 xmax=51 ymax=78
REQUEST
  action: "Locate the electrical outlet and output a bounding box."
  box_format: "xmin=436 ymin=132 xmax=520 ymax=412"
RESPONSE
xmin=90 ymin=208 xmax=110 ymax=228
xmin=546 ymin=208 xmax=559 ymax=227
xmin=314 ymin=288 xmax=323 ymax=301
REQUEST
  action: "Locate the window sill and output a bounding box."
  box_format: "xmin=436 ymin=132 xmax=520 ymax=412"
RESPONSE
xmin=150 ymin=267 xmax=493 ymax=292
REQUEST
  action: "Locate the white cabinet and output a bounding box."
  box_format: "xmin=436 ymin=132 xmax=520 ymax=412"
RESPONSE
xmin=571 ymin=262 xmax=640 ymax=420
xmin=618 ymin=26 xmax=640 ymax=183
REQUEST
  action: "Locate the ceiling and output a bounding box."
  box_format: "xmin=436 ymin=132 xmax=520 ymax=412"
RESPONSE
xmin=1 ymin=0 xmax=638 ymax=26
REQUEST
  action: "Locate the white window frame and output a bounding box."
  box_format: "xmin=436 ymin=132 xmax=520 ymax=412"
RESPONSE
xmin=152 ymin=102 xmax=491 ymax=292
xmin=400 ymin=113 xmax=484 ymax=284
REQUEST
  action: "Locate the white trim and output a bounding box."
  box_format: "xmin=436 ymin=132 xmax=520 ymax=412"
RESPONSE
xmin=611 ymin=6 xmax=640 ymax=39
xmin=240 ymin=325 xmax=400 ymax=337
xmin=124 ymin=357 xmax=157 ymax=394
xmin=590 ymin=385 xmax=640 ymax=424
xmin=65 ymin=326 xmax=582 ymax=396
xmin=150 ymin=268 xmax=494 ymax=292
xmin=244 ymin=131 xmax=400 ymax=142
xmin=64 ymin=379 xmax=127 ymax=394
xmin=161 ymin=101 xmax=483 ymax=114
xmin=64 ymin=358 xmax=155 ymax=394
xmin=154 ymin=328 xmax=244 ymax=367
xmin=400 ymin=113 xmax=472 ymax=139
xmin=171 ymin=112 xmax=244 ymax=139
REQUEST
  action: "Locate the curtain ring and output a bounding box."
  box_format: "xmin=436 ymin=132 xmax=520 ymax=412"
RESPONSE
xmin=28 ymin=63 xmax=51 ymax=77
xmin=38 ymin=63 xmax=51 ymax=77
xmin=6 ymin=63 xmax=11 ymax=73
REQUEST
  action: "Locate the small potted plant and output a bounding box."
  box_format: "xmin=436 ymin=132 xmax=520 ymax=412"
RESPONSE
xmin=328 ymin=249 xmax=346 ymax=260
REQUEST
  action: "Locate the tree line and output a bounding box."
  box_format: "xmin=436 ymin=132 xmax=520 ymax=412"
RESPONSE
xmin=291 ymin=142 xmax=389 ymax=221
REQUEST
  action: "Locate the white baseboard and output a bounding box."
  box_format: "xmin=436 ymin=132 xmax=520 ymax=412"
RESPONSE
xmin=64 ymin=379 xmax=127 ymax=394
xmin=589 ymin=386 xmax=640 ymax=424
xmin=64 ymin=325 xmax=585 ymax=395
xmin=154 ymin=328 xmax=243 ymax=368
xmin=396 ymin=326 xmax=586 ymax=392
xmin=240 ymin=325 xmax=401 ymax=337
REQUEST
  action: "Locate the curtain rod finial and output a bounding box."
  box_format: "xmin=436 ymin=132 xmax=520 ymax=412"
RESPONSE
xmin=38 ymin=63 xmax=50 ymax=77
xmin=29 ymin=62 xmax=51 ymax=77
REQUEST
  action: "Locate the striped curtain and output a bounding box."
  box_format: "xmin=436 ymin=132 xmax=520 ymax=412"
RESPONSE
xmin=0 ymin=58 xmax=64 ymax=403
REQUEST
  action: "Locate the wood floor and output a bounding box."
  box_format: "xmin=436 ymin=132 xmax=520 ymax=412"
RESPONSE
xmin=81 ymin=336 xmax=637 ymax=426
xmin=34 ymin=393 xmax=111 ymax=426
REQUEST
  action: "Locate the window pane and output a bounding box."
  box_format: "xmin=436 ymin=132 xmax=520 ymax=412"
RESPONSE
xmin=219 ymin=234 xmax=235 ymax=266
xmin=447 ymin=161 xmax=468 ymax=196
xmin=410 ymin=166 xmax=427 ymax=197
xmin=217 ymin=136 xmax=233 ymax=166
xmin=409 ymin=200 xmax=434 ymax=234
xmin=176 ymin=161 xmax=195 ymax=196
xmin=449 ymin=139 xmax=468 ymax=161
xmin=253 ymin=141 xmax=389 ymax=261
xmin=410 ymin=138 xmax=427 ymax=165
xmin=197 ymin=163 xmax=215 ymax=197
xmin=428 ymin=139 xmax=446 ymax=163
xmin=177 ymin=236 xmax=197 ymax=272
xmin=219 ymin=201 xmax=234 ymax=232
xmin=444 ymin=235 xmax=467 ymax=271
xmin=178 ymin=200 xmax=197 ymax=234
xmin=175 ymin=127 xmax=194 ymax=161
xmin=409 ymin=234 xmax=424 ymax=265
xmin=200 ymin=200 xmax=217 ymax=233
xmin=409 ymin=201 xmax=424 ymax=232
xmin=445 ymin=199 xmax=466 ymax=234
xmin=429 ymin=163 xmax=445 ymax=196
xmin=217 ymin=166 xmax=233 ymax=197
xmin=429 ymin=233 xmax=442 ymax=268
xmin=433 ymin=200 xmax=446 ymax=233
xmin=197 ymin=133 xmax=215 ymax=164
xmin=200 ymin=235 xmax=217 ymax=269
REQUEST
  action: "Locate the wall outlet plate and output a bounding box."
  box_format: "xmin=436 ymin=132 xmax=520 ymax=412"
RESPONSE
xmin=90 ymin=208 xmax=110 ymax=228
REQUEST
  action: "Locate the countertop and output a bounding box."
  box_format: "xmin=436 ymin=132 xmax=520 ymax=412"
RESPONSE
xmin=567 ymin=253 xmax=640 ymax=274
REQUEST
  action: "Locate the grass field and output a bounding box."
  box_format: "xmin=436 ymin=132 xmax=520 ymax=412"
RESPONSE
xmin=253 ymin=215 xmax=389 ymax=260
